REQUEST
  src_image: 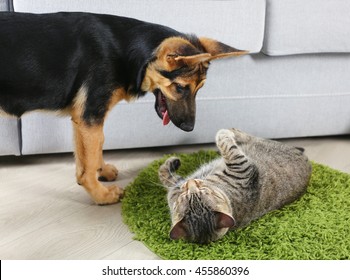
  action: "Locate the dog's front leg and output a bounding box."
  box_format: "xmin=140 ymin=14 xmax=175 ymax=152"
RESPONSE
xmin=72 ymin=119 xmax=123 ymax=205
xmin=97 ymin=148 xmax=119 ymax=182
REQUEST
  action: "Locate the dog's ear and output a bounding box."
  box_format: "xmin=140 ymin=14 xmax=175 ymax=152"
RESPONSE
xmin=173 ymin=53 xmax=212 ymax=66
xmin=158 ymin=37 xmax=247 ymax=70
xmin=199 ymin=37 xmax=248 ymax=60
xmin=157 ymin=38 xmax=206 ymax=69
xmin=168 ymin=38 xmax=248 ymax=66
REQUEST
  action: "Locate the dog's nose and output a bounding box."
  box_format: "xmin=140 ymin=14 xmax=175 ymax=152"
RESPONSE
xmin=180 ymin=122 xmax=194 ymax=131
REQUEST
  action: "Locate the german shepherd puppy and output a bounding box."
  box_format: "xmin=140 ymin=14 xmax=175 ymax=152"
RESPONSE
xmin=0 ymin=12 xmax=247 ymax=204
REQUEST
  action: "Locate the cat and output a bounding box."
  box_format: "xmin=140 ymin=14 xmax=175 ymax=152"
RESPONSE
xmin=158 ymin=128 xmax=312 ymax=244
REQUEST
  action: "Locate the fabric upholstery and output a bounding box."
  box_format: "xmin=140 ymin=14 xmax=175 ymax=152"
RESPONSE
xmin=0 ymin=118 xmax=21 ymax=156
xmin=0 ymin=0 xmax=8 ymax=11
xmin=263 ymin=0 xmax=350 ymax=55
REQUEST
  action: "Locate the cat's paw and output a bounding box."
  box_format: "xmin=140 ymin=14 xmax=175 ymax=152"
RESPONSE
xmin=216 ymin=129 xmax=238 ymax=154
xmin=229 ymin=128 xmax=242 ymax=134
xmin=159 ymin=157 xmax=183 ymax=187
xmin=229 ymin=128 xmax=250 ymax=144
xmin=216 ymin=129 xmax=236 ymax=144
xmin=164 ymin=157 xmax=181 ymax=172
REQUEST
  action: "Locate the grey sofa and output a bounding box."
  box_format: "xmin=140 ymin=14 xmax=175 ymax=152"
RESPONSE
xmin=1 ymin=0 xmax=350 ymax=156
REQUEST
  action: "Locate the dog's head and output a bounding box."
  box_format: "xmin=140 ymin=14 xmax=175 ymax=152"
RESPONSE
xmin=141 ymin=36 xmax=248 ymax=131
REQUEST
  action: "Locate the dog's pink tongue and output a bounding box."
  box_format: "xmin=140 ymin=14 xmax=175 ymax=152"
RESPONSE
xmin=162 ymin=110 xmax=170 ymax=126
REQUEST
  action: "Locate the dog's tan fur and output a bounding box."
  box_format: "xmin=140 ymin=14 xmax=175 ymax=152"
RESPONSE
xmin=141 ymin=37 xmax=246 ymax=102
xmin=70 ymin=86 xmax=127 ymax=204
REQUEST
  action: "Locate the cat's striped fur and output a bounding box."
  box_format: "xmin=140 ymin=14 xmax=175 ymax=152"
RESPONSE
xmin=159 ymin=128 xmax=312 ymax=243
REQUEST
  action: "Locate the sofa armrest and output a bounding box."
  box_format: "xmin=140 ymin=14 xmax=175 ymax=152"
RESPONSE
xmin=0 ymin=0 xmax=8 ymax=11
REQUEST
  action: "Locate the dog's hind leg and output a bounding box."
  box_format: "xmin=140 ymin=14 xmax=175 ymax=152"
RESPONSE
xmin=72 ymin=119 xmax=123 ymax=204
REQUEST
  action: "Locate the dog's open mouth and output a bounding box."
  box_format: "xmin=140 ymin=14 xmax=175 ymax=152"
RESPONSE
xmin=154 ymin=89 xmax=170 ymax=126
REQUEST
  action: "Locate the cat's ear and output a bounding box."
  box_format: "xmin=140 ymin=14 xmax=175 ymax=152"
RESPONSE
xmin=215 ymin=212 xmax=236 ymax=229
xmin=169 ymin=220 xmax=188 ymax=240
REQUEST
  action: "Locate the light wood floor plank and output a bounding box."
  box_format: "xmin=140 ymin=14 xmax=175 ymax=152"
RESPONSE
xmin=0 ymin=137 xmax=349 ymax=259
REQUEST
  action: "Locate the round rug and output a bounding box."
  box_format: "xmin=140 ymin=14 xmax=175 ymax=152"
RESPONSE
xmin=121 ymin=150 xmax=350 ymax=260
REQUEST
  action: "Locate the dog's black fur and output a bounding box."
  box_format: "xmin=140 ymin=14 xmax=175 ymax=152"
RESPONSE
xmin=0 ymin=12 xmax=200 ymax=124
xmin=0 ymin=12 xmax=246 ymax=204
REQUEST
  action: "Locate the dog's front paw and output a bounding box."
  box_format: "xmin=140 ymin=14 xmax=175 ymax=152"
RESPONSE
xmin=98 ymin=163 xmax=118 ymax=182
xmin=96 ymin=185 xmax=124 ymax=205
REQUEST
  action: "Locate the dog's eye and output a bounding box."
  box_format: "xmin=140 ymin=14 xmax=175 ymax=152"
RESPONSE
xmin=175 ymin=83 xmax=189 ymax=95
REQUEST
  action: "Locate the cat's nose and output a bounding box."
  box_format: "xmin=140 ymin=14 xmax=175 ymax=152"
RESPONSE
xmin=183 ymin=179 xmax=199 ymax=193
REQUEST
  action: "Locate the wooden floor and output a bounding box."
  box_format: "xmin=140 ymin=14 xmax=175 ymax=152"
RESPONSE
xmin=1 ymin=136 xmax=350 ymax=260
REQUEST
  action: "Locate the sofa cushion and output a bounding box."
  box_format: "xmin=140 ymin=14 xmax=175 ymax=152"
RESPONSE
xmin=12 ymin=0 xmax=265 ymax=53
xmin=263 ymin=0 xmax=350 ymax=56
xmin=0 ymin=118 xmax=21 ymax=156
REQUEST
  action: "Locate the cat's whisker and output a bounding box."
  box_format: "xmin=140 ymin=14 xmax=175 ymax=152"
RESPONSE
xmin=147 ymin=179 xmax=164 ymax=188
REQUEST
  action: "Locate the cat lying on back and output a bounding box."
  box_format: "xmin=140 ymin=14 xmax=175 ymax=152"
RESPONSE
xmin=158 ymin=128 xmax=312 ymax=244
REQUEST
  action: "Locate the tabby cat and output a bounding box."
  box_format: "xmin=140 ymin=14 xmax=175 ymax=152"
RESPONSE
xmin=158 ymin=128 xmax=312 ymax=243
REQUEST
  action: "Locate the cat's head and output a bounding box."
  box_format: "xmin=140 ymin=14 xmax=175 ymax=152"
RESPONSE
xmin=168 ymin=179 xmax=235 ymax=244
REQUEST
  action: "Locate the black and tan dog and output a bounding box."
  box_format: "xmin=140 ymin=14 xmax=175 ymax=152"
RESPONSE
xmin=0 ymin=12 xmax=247 ymax=204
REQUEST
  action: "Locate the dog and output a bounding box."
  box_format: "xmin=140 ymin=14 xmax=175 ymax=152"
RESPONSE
xmin=0 ymin=12 xmax=247 ymax=204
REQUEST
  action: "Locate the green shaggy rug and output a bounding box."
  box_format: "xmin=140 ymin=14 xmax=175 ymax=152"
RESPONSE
xmin=121 ymin=150 xmax=350 ymax=260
